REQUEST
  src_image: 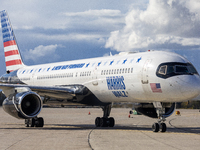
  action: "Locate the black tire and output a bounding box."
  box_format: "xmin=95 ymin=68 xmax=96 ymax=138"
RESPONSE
xmin=100 ymin=117 xmax=107 ymax=127
xmin=152 ymin=123 xmax=159 ymax=132
xmin=160 ymin=123 xmax=167 ymax=132
xmin=108 ymin=117 xmax=115 ymax=127
xmin=95 ymin=117 xmax=100 ymax=127
xmin=36 ymin=117 xmax=44 ymax=127
xmin=31 ymin=118 xmax=35 ymax=127
xmin=25 ymin=119 xmax=29 ymax=127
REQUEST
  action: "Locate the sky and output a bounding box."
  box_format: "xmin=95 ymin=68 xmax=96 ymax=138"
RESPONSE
xmin=0 ymin=0 xmax=200 ymax=75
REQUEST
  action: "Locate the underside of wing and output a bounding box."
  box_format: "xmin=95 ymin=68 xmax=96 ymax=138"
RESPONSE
xmin=0 ymin=83 xmax=109 ymax=106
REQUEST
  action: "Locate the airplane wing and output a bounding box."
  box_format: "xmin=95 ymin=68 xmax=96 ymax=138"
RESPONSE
xmin=0 ymin=83 xmax=87 ymax=100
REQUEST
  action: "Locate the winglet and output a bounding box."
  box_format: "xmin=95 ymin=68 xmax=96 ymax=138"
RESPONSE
xmin=0 ymin=10 xmax=25 ymax=72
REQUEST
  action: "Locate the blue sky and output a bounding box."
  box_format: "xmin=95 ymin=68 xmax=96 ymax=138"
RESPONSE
xmin=0 ymin=0 xmax=200 ymax=75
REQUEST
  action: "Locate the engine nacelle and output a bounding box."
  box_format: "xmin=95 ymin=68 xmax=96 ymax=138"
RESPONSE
xmin=133 ymin=102 xmax=175 ymax=118
xmin=3 ymin=91 xmax=42 ymax=119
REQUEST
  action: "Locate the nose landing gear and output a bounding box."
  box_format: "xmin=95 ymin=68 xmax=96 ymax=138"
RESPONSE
xmin=152 ymin=102 xmax=167 ymax=132
xmin=152 ymin=119 xmax=167 ymax=132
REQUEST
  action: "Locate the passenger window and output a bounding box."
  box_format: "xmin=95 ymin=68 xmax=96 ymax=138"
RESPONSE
xmin=119 ymin=69 xmax=122 ymax=74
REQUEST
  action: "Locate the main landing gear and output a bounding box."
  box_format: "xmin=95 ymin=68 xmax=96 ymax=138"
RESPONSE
xmin=95 ymin=105 xmax=115 ymax=127
xmin=25 ymin=117 xmax=44 ymax=127
xmin=152 ymin=102 xmax=167 ymax=132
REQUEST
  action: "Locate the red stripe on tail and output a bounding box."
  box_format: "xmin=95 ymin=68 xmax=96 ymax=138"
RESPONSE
xmin=5 ymin=50 xmax=19 ymax=57
xmin=3 ymin=40 xmax=17 ymax=47
xmin=6 ymin=59 xmax=22 ymax=66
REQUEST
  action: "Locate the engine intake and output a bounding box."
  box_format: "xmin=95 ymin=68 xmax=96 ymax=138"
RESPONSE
xmin=3 ymin=91 xmax=42 ymax=119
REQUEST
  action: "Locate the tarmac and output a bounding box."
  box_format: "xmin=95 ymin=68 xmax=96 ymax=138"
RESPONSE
xmin=0 ymin=107 xmax=200 ymax=150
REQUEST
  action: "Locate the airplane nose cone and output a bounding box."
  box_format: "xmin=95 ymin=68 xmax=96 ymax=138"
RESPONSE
xmin=177 ymin=75 xmax=200 ymax=100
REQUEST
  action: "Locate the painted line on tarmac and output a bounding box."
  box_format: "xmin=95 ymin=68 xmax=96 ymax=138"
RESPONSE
xmin=46 ymin=125 xmax=81 ymax=128
xmin=115 ymin=129 xmax=199 ymax=136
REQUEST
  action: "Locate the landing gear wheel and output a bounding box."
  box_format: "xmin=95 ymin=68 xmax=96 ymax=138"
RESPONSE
xmin=31 ymin=118 xmax=35 ymax=127
xmin=108 ymin=117 xmax=115 ymax=127
xmin=100 ymin=117 xmax=107 ymax=127
xmin=25 ymin=117 xmax=44 ymax=128
xmin=95 ymin=117 xmax=101 ymax=127
xmin=96 ymin=105 xmax=115 ymax=128
xmin=25 ymin=119 xmax=30 ymax=127
xmin=152 ymin=123 xmax=159 ymax=132
xmin=36 ymin=117 xmax=44 ymax=127
xmin=95 ymin=117 xmax=115 ymax=127
xmin=160 ymin=123 xmax=166 ymax=132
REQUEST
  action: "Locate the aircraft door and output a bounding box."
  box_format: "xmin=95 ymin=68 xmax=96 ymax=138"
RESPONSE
xmin=141 ymin=59 xmax=152 ymax=84
xmin=31 ymin=73 xmax=37 ymax=85
xmin=92 ymin=66 xmax=98 ymax=86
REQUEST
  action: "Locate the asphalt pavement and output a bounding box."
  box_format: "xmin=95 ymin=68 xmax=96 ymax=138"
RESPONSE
xmin=0 ymin=107 xmax=200 ymax=150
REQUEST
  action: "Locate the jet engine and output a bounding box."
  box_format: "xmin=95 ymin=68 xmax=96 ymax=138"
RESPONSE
xmin=2 ymin=91 xmax=42 ymax=119
xmin=133 ymin=102 xmax=175 ymax=118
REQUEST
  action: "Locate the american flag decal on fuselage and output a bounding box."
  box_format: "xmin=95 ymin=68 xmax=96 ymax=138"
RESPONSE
xmin=1 ymin=10 xmax=24 ymax=72
xmin=150 ymin=83 xmax=162 ymax=93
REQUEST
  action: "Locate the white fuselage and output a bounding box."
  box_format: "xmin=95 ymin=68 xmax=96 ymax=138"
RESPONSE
xmin=15 ymin=51 xmax=200 ymax=103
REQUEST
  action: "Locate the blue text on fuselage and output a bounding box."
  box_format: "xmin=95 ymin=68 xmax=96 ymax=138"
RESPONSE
xmin=106 ymin=76 xmax=126 ymax=90
xmin=52 ymin=63 xmax=85 ymax=71
xmin=112 ymin=91 xmax=128 ymax=98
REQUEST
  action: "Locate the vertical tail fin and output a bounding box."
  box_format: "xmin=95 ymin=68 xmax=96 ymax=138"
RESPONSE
xmin=0 ymin=10 xmax=25 ymax=73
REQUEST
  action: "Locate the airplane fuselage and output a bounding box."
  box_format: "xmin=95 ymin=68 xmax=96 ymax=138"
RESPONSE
xmin=1 ymin=51 xmax=200 ymax=104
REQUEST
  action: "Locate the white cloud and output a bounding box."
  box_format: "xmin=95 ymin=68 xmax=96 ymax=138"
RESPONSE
xmin=105 ymin=0 xmax=200 ymax=51
xmin=24 ymin=44 xmax=60 ymax=63
xmin=62 ymin=9 xmax=125 ymax=32
xmin=30 ymin=33 xmax=107 ymax=45
xmin=64 ymin=9 xmax=122 ymax=17
xmin=9 ymin=9 xmax=124 ymax=45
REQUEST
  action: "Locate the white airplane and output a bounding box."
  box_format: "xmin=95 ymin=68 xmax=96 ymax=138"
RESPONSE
xmin=1 ymin=10 xmax=200 ymax=132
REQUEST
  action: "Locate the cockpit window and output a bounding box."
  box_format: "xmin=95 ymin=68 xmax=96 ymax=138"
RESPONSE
xmin=175 ymin=65 xmax=189 ymax=74
xmin=188 ymin=64 xmax=198 ymax=74
xmin=156 ymin=62 xmax=199 ymax=79
xmin=158 ymin=65 xmax=167 ymax=75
